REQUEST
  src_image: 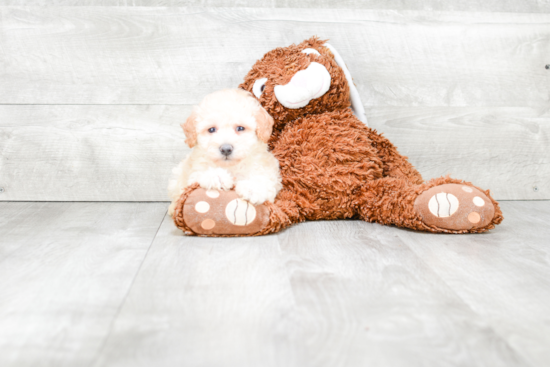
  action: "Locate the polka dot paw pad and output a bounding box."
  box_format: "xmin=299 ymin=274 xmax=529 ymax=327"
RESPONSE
xmin=182 ymin=188 xmax=270 ymax=235
xmin=414 ymin=184 xmax=495 ymax=231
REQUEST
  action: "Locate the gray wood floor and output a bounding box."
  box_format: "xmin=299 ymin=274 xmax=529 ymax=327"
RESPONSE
xmin=1 ymin=201 xmax=549 ymax=367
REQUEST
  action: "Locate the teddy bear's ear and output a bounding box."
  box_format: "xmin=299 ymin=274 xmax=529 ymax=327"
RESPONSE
xmin=323 ymin=43 xmax=368 ymax=126
xmin=254 ymin=105 xmax=274 ymax=143
xmin=181 ymin=109 xmax=199 ymax=148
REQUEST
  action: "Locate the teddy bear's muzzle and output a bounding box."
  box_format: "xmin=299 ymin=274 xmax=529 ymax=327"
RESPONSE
xmin=274 ymin=62 xmax=331 ymax=109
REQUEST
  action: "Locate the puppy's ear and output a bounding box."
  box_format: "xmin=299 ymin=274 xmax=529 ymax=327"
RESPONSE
xmin=181 ymin=109 xmax=199 ymax=148
xmin=255 ymin=105 xmax=274 ymax=143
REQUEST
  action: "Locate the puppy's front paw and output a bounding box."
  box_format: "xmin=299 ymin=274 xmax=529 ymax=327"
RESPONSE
xmin=188 ymin=168 xmax=234 ymax=191
xmin=235 ymin=179 xmax=277 ymax=205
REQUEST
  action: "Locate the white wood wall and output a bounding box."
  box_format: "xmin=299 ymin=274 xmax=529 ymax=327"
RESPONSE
xmin=0 ymin=3 xmax=549 ymax=201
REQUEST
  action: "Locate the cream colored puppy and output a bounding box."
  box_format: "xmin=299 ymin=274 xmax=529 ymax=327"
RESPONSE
xmin=168 ymin=89 xmax=282 ymax=216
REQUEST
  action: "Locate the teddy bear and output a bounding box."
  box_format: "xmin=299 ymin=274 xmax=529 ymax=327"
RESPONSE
xmin=172 ymin=37 xmax=503 ymax=236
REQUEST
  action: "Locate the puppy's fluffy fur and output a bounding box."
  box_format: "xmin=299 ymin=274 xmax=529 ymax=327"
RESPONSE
xmin=168 ymin=89 xmax=282 ymax=216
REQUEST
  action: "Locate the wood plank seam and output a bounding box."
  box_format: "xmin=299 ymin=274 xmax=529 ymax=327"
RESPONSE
xmin=88 ymin=209 xmax=168 ymax=367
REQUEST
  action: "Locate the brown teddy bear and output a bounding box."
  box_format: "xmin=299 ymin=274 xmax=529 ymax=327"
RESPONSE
xmin=173 ymin=37 xmax=503 ymax=236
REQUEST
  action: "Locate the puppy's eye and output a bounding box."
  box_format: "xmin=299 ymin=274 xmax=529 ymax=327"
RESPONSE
xmin=252 ymin=78 xmax=268 ymax=98
xmin=208 ymin=127 xmax=216 ymax=133
xmin=236 ymin=126 xmax=245 ymax=132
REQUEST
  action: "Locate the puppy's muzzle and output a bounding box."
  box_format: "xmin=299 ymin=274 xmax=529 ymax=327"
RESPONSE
xmin=219 ymin=144 xmax=233 ymax=157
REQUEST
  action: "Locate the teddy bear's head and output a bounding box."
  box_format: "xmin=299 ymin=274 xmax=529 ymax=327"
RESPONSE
xmin=239 ymin=37 xmax=366 ymax=132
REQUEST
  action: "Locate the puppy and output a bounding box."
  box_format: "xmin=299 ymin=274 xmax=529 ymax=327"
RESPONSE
xmin=168 ymin=89 xmax=282 ymax=216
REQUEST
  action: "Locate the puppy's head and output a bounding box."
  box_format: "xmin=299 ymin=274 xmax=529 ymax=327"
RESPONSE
xmin=181 ymin=89 xmax=274 ymax=164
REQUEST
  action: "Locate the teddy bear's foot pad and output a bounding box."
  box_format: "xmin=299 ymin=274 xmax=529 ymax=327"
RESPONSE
xmin=414 ymin=184 xmax=495 ymax=231
xmin=182 ymin=188 xmax=270 ymax=236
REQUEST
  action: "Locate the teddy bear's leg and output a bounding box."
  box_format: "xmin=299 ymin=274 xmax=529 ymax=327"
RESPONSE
xmin=355 ymin=176 xmax=503 ymax=233
xmin=365 ymin=128 xmax=424 ymax=185
xmin=172 ymin=185 xmax=302 ymax=237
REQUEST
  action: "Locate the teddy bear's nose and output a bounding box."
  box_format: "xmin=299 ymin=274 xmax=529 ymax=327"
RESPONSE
xmin=220 ymin=144 xmax=233 ymax=156
xmin=289 ymin=71 xmax=309 ymax=89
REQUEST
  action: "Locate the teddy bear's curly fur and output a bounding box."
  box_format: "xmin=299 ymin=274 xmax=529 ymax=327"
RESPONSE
xmin=173 ymin=37 xmax=503 ymax=236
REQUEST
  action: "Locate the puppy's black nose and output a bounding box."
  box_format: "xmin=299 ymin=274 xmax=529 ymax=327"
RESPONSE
xmin=220 ymin=144 xmax=233 ymax=157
